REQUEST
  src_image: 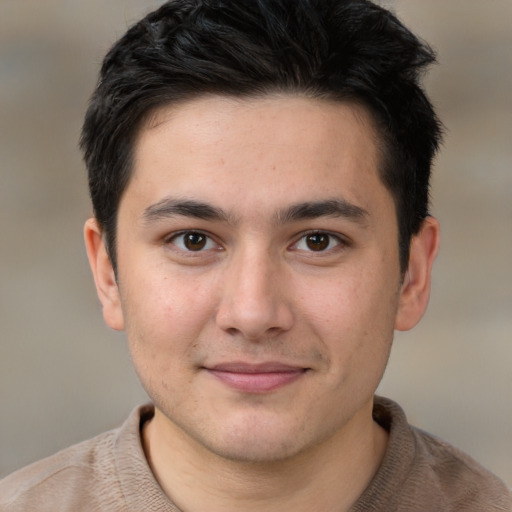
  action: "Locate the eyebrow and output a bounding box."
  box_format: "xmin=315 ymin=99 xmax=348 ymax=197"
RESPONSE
xmin=142 ymin=198 xmax=232 ymax=224
xmin=275 ymin=199 xmax=369 ymax=225
xmin=142 ymin=197 xmax=369 ymax=226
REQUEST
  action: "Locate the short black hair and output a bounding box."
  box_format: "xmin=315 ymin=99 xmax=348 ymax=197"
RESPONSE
xmin=80 ymin=0 xmax=442 ymax=273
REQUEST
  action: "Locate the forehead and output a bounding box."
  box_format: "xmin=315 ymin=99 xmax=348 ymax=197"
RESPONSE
xmin=127 ymin=94 xmax=389 ymax=217
xmin=143 ymin=94 xmax=380 ymax=154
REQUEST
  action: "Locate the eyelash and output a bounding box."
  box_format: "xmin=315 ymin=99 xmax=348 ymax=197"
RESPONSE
xmin=290 ymin=230 xmax=347 ymax=253
xmin=165 ymin=230 xmax=347 ymax=255
xmin=165 ymin=231 xmax=221 ymax=253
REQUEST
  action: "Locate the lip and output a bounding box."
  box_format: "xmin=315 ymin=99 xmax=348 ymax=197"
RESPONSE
xmin=204 ymin=362 xmax=308 ymax=393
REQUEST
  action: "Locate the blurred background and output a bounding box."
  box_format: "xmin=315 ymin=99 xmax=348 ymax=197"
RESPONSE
xmin=1 ymin=0 xmax=511 ymax=487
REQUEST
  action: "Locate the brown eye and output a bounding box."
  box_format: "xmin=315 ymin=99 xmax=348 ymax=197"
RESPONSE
xmin=169 ymin=231 xmax=217 ymax=252
xmin=293 ymin=232 xmax=342 ymax=253
xmin=305 ymin=233 xmax=330 ymax=251
xmin=183 ymin=232 xmax=207 ymax=251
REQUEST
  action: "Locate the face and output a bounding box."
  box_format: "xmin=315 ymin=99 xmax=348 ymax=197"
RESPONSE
xmin=87 ymin=95 xmax=434 ymax=463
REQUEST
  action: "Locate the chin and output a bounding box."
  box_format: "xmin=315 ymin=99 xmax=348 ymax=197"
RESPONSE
xmin=194 ymin=414 xmax=328 ymax=465
xmin=205 ymin=435 xmax=306 ymax=464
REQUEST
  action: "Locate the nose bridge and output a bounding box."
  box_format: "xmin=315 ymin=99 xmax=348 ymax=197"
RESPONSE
xmin=216 ymin=240 xmax=293 ymax=339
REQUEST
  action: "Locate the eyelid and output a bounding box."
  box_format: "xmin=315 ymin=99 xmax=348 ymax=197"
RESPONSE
xmin=165 ymin=230 xmax=223 ymax=252
xmin=162 ymin=228 xmax=349 ymax=254
xmin=290 ymin=230 xmax=349 ymax=252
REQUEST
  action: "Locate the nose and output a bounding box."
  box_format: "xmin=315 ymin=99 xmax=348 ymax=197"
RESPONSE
xmin=215 ymin=246 xmax=294 ymax=341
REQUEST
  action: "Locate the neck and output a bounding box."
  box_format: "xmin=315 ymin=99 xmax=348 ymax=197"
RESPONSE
xmin=142 ymin=401 xmax=388 ymax=512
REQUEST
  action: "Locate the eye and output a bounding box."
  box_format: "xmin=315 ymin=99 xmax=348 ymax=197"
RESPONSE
xmin=293 ymin=232 xmax=343 ymax=252
xmin=168 ymin=231 xmax=219 ymax=252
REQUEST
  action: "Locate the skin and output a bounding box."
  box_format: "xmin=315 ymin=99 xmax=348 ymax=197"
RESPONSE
xmin=85 ymin=95 xmax=439 ymax=512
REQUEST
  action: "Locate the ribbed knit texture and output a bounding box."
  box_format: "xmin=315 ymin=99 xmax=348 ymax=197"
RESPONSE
xmin=1 ymin=398 xmax=510 ymax=511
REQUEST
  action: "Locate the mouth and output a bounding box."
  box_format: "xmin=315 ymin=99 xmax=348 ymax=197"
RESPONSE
xmin=204 ymin=362 xmax=309 ymax=393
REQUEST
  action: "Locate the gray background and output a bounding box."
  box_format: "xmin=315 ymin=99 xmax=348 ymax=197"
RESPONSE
xmin=1 ymin=0 xmax=511 ymax=487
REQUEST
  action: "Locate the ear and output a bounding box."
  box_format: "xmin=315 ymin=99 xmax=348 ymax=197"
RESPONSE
xmin=395 ymin=216 xmax=440 ymax=331
xmin=84 ymin=218 xmax=125 ymax=331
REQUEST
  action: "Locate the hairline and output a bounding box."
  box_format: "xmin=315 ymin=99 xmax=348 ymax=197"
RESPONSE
xmin=100 ymin=89 xmax=410 ymax=275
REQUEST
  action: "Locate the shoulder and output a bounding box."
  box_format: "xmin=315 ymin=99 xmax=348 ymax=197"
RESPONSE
xmin=0 ymin=405 xmax=153 ymax=512
xmin=0 ymin=428 xmax=119 ymax=511
xmin=411 ymin=426 xmax=511 ymax=510
xmin=362 ymin=397 xmax=512 ymax=511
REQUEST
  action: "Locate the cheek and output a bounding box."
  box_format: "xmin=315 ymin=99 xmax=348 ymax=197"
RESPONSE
xmin=298 ymin=270 xmax=392 ymax=326
xmin=120 ymin=275 xmax=214 ymax=410
xmin=120 ymin=270 xmax=217 ymax=364
xmin=296 ymin=266 xmax=399 ymax=362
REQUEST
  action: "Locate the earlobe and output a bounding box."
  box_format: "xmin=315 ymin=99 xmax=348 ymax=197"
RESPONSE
xmin=395 ymin=216 xmax=440 ymax=331
xmin=84 ymin=218 xmax=125 ymax=331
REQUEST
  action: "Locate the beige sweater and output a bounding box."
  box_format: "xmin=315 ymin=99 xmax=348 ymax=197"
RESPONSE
xmin=1 ymin=397 xmax=510 ymax=511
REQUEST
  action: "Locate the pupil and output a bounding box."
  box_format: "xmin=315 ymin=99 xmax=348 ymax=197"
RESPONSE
xmin=185 ymin=232 xmax=206 ymax=251
xmin=306 ymin=233 xmax=329 ymax=251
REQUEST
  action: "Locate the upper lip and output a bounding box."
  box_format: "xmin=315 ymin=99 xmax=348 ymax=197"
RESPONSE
xmin=206 ymin=362 xmax=307 ymax=373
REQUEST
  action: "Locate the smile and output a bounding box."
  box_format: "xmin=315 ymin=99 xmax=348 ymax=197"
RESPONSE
xmin=205 ymin=363 xmax=308 ymax=393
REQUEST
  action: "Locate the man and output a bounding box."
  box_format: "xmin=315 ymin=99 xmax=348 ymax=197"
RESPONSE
xmin=1 ymin=0 xmax=510 ymax=510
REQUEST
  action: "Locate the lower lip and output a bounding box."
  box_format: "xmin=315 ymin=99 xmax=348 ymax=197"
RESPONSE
xmin=207 ymin=369 xmax=306 ymax=393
